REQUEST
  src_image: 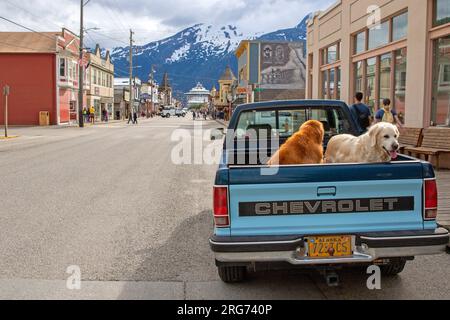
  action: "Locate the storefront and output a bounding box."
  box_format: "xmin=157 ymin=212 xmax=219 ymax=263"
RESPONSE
xmin=307 ymin=0 xmax=450 ymax=129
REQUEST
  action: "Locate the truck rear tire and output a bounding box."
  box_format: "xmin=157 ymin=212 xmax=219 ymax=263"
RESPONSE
xmin=380 ymin=258 xmax=407 ymax=276
xmin=218 ymin=266 xmax=247 ymax=283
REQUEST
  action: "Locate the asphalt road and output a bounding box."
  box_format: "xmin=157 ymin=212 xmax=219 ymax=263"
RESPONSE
xmin=0 ymin=116 xmax=449 ymax=300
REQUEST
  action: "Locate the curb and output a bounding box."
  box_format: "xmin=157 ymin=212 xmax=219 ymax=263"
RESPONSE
xmin=0 ymin=135 xmax=19 ymax=140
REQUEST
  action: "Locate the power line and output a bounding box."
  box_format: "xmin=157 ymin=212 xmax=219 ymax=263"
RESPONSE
xmin=105 ymin=0 xmax=128 ymax=34
xmin=0 ymin=15 xmax=60 ymax=42
xmin=0 ymin=15 xmax=82 ymax=51
xmin=110 ymin=0 xmax=129 ymax=30
xmin=87 ymin=29 xmax=129 ymax=46
xmin=3 ymin=0 xmax=63 ymax=31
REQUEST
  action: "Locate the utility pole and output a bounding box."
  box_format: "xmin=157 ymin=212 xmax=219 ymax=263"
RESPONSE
xmin=78 ymin=0 xmax=86 ymax=127
xmin=3 ymin=85 xmax=9 ymax=138
xmin=129 ymin=29 xmax=134 ymax=119
xmin=148 ymin=65 xmax=155 ymax=118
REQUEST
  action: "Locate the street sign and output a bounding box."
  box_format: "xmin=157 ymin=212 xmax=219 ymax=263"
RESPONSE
xmin=254 ymin=88 xmax=264 ymax=92
xmin=3 ymin=85 xmax=10 ymax=96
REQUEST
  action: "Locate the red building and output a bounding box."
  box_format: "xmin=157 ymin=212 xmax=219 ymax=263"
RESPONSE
xmin=0 ymin=29 xmax=87 ymax=125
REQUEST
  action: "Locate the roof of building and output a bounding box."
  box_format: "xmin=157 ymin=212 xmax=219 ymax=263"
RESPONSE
xmin=219 ymin=66 xmax=236 ymax=81
xmin=185 ymin=82 xmax=211 ymax=95
xmin=0 ymin=32 xmax=60 ymax=53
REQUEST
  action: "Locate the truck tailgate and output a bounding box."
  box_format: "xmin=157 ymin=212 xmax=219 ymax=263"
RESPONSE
xmin=228 ymin=163 xmax=425 ymax=236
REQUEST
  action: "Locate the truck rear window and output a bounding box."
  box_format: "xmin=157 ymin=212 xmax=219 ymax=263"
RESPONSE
xmin=227 ymin=107 xmax=354 ymax=166
xmin=235 ymin=107 xmax=353 ymax=142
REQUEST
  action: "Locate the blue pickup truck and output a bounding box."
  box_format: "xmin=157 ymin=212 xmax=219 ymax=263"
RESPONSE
xmin=210 ymin=100 xmax=449 ymax=284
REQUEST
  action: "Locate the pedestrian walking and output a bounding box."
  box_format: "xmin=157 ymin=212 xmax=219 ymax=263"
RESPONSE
xmin=82 ymin=107 xmax=88 ymax=123
xmin=374 ymin=98 xmax=404 ymax=128
xmin=103 ymin=109 xmax=109 ymax=122
xmin=133 ymin=110 xmax=138 ymax=124
xmin=89 ymin=105 xmax=95 ymax=124
xmin=127 ymin=109 xmax=133 ymax=124
xmin=192 ymin=110 xmax=196 ymax=120
xmin=349 ymin=92 xmax=372 ymax=132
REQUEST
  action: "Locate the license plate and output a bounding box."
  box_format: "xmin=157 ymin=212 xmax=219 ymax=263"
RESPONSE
xmin=307 ymin=235 xmax=352 ymax=258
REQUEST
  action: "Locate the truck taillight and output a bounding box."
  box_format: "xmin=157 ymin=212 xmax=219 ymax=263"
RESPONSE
xmin=424 ymin=179 xmax=438 ymax=220
xmin=214 ymin=186 xmax=229 ymax=227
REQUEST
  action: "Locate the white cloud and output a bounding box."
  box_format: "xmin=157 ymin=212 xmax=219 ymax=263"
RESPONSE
xmin=0 ymin=0 xmax=335 ymax=48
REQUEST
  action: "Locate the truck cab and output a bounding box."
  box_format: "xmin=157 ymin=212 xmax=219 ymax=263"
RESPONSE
xmin=210 ymin=100 xmax=449 ymax=283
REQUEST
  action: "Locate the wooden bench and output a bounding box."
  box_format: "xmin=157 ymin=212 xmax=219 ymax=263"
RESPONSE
xmin=405 ymin=127 xmax=450 ymax=170
xmin=398 ymin=127 xmax=423 ymax=153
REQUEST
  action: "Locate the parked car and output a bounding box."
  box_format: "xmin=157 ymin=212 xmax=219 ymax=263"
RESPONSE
xmin=161 ymin=107 xmax=176 ymax=118
xmin=175 ymin=109 xmax=186 ymax=117
xmin=209 ymin=100 xmax=449 ymax=284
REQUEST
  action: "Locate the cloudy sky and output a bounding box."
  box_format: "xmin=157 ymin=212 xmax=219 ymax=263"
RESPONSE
xmin=1 ymin=0 xmax=335 ymax=48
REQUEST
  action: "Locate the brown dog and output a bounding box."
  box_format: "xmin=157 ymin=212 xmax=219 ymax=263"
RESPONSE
xmin=267 ymin=120 xmax=325 ymax=165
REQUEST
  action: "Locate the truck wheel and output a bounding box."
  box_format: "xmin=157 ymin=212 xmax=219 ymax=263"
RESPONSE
xmin=380 ymin=258 xmax=407 ymax=276
xmin=218 ymin=266 xmax=247 ymax=283
xmin=167 ymin=114 xmax=171 ymax=118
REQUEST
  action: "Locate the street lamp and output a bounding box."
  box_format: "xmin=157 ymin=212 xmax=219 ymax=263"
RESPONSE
xmin=78 ymin=0 xmax=95 ymax=128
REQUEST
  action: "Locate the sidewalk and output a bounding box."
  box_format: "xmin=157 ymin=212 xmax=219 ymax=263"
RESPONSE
xmin=62 ymin=119 xmax=126 ymax=127
xmin=215 ymin=118 xmax=229 ymax=127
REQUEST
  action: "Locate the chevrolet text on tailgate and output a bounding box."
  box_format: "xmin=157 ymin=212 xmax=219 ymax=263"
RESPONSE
xmin=209 ymin=100 xmax=449 ymax=284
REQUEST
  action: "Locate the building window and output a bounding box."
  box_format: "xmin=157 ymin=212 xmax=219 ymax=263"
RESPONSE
xmin=353 ymin=12 xmax=407 ymax=56
xmin=368 ymin=21 xmax=390 ymax=50
xmin=432 ymin=35 xmax=450 ymax=126
xmin=379 ymin=53 xmax=392 ymax=106
xmin=394 ymin=48 xmax=407 ymax=124
xmin=354 ymin=61 xmax=364 ymax=93
xmin=321 ymin=42 xmax=340 ymax=65
xmin=59 ymin=58 xmax=66 ymax=78
xmin=321 ymin=66 xmax=341 ymax=100
xmin=68 ymin=61 xmax=73 ymax=80
xmin=321 ymin=70 xmax=328 ymax=99
xmin=366 ymin=57 xmax=377 ymax=111
xmin=329 ymin=68 xmax=335 ymax=98
xmin=392 ymin=12 xmax=408 ymax=41
xmin=354 ymin=31 xmax=366 ymax=54
xmin=336 ymin=67 xmax=341 ymax=100
xmin=93 ymin=70 xmax=97 ymax=85
xmin=434 ymin=0 xmax=450 ymax=27
xmin=327 ymin=44 xmax=338 ymax=64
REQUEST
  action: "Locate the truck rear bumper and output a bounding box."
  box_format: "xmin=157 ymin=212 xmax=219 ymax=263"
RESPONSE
xmin=210 ymin=227 xmax=449 ymax=266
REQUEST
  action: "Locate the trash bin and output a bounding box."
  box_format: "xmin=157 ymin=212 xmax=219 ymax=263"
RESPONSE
xmin=39 ymin=111 xmax=50 ymax=126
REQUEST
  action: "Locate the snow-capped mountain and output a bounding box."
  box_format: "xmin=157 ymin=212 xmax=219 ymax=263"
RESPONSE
xmin=110 ymin=15 xmax=309 ymax=97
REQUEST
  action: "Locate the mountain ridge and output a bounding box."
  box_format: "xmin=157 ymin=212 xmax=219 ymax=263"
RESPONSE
xmin=110 ymin=14 xmax=310 ymax=98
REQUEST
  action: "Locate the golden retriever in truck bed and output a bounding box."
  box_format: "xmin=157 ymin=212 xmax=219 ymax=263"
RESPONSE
xmin=325 ymin=122 xmax=400 ymax=164
xmin=267 ymin=120 xmax=325 ymax=165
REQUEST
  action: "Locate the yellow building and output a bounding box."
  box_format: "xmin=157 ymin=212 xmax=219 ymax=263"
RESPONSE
xmin=218 ymin=66 xmax=237 ymax=106
xmin=212 ymin=66 xmax=237 ymax=120
xmin=87 ymin=44 xmax=114 ymax=120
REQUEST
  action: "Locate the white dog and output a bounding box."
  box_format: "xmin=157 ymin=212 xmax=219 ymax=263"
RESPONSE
xmin=325 ymin=123 xmax=400 ymax=163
